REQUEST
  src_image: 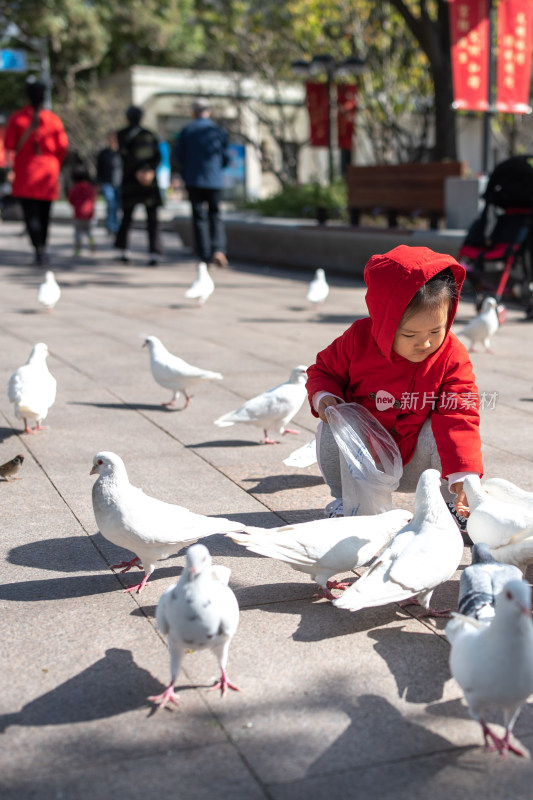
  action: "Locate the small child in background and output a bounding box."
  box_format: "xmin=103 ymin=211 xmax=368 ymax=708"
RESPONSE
xmin=306 ymin=245 xmax=483 ymax=532
xmin=67 ymin=165 xmax=96 ymax=256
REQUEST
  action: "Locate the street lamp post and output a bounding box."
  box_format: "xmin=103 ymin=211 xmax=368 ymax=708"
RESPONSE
xmin=292 ymin=53 xmax=365 ymax=184
xmin=481 ymin=0 xmax=496 ymax=175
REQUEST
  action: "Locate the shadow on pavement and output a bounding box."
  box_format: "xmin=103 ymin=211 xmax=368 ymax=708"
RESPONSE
xmin=0 ymin=573 xmax=124 ymax=601
xmin=0 ymin=648 xmax=161 ymax=732
xmin=367 ymin=626 xmax=450 ymax=704
xmin=0 ymin=426 xmax=21 ymax=444
xmin=304 ymin=694 xmax=465 ymax=789
xmin=0 ymin=564 xmax=188 ymax=602
xmin=242 ymin=474 xmax=324 ymax=493
xmin=7 ymin=535 xmax=108 ymax=572
xmin=187 ymin=439 xmax=261 ymax=448
xmin=68 ymin=400 xmax=174 ymax=413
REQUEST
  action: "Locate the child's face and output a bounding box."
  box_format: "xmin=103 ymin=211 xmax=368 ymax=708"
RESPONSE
xmin=392 ymin=303 xmax=449 ymax=363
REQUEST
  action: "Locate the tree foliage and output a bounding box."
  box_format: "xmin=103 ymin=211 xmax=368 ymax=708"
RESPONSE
xmin=193 ymin=0 xmax=444 ymax=167
xmin=387 ymin=0 xmax=456 ymax=160
xmin=0 ymin=0 xmax=459 ymax=173
xmin=0 ymin=0 xmax=203 ymax=104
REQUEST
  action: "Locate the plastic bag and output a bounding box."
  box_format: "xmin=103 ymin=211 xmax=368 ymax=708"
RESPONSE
xmin=325 ymin=403 xmax=403 ymax=516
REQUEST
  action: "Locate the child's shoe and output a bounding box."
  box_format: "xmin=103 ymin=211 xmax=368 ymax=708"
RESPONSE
xmin=324 ymin=498 xmax=344 ymax=518
xmin=446 ymin=501 xmax=472 ymax=544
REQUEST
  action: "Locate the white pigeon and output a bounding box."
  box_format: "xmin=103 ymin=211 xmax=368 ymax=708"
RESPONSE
xmin=457 ymin=296 xmax=499 ymax=353
xmin=483 ymin=477 xmax=533 ymax=513
xmin=463 ymin=475 xmax=533 ymax=550
xmin=148 ymin=543 xmax=240 ymax=709
xmin=307 ymin=268 xmax=329 ymax=305
xmin=228 ymin=508 xmax=412 ymax=599
xmin=446 ymin=579 xmax=533 ymax=757
xmin=37 ymin=270 xmax=61 ymax=312
xmin=90 ymin=451 xmax=245 ymax=593
xmin=185 ymin=261 xmax=214 ymax=305
xmin=214 ymin=365 xmax=308 ymax=444
xmin=457 ymin=542 xmax=522 ymax=622
xmin=333 ymin=469 xmax=463 ymax=616
xmin=283 ymin=437 xmax=317 ymax=468
xmin=7 ymin=343 xmax=57 ymax=434
xmin=142 ymin=335 xmax=223 ymax=408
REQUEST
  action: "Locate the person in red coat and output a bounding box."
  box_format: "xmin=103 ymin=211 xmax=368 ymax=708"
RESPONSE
xmin=4 ymin=80 xmax=68 ymax=265
xmin=306 ymin=245 xmax=483 ymax=527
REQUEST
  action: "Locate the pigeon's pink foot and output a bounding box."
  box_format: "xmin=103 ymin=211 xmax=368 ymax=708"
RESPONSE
xmin=399 ymin=596 xmax=451 ymax=617
xmin=314 ymin=586 xmax=336 ymax=600
xmin=399 ymin=596 xmax=419 ymax=608
xmin=484 ymin=726 xmax=526 ymax=758
xmin=123 ymin=574 xmax=151 ymax=594
xmin=261 ymin=436 xmax=278 ymax=444
xmin=148 ymin=684 xmax=179 ymax=709
xmin=282 ymin=428 xmax=300 ymax=436
xmin=32 ymin=423 xmax=49 ymax=431
xmin=208 ymin=669 xmax=240 ymax=697
xmin=501 ymin=731 xmax=527 ymax=757
xmin=23 ymin=421 xmax=35 ymax=434
xmin=418 ymin=607 xmax=452 ymax=618
xmin=482 ymin=724 xmax=517 ymax=757
xmin=326 ymin=579 xmax=351 ymax=591
xmin=161 ymin=400 xmax=176 ymax=407
xmin=111 ymin=556 xmax=142 ymax=573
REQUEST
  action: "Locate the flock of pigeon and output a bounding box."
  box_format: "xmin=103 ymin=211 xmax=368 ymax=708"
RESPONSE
xmin=3 ymin=264 xmax=532 ymax=760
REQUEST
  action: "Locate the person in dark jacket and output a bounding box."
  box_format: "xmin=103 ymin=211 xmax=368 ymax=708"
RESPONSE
xmin=96 ymin=131 xmax=122 ymax=234
xmin=174 ymin=97 xmax=230 ymax=268
xmin=114 ymin=106 xmax=162 ymax=266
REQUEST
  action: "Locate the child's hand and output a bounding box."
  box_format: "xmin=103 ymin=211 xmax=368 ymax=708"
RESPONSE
xmin=450 ymin=482 xmax=470 ymax=517
xmin=318 ymin=395 xmax=340 ymax=423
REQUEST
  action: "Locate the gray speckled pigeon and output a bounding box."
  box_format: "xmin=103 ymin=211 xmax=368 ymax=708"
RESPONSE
xmin=447 ymin=579 xmax=533 ymax=757
xmin=458 ymin=542 xmax=522 ymax=621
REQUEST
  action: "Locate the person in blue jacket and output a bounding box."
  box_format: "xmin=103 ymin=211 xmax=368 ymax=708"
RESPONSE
xmin=174 ymin=97 xmax=230 ymax=268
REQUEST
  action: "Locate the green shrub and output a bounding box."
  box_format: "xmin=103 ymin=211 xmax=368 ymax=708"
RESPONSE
xmin=240 ymin=180 xmax=348 ymax=220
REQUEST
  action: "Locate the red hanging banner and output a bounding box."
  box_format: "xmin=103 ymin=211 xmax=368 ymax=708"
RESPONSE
xmin=336 ymin=84 xmax=357 ymax=150
xmin=496 ymin=0 xmax=533 ymax=113
xmin=449 ymin=0 xmax=490 ymax=111
xmin=0 ymin=126 xmax=6 ymax=168
xmin=305 ymin=82 xmax=330 ymax=147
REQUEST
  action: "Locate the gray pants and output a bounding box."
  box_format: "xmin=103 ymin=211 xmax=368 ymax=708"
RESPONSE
xmin=74 ymin=219 xmax=94 ymax=250
xmin=316 ymin=417 xmax=454 ymax=506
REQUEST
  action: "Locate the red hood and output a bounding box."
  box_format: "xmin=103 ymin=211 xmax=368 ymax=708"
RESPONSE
xmin=364 ymin=245 xmax=465 ymax=362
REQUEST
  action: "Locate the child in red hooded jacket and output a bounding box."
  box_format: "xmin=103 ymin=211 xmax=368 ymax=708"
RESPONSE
xmin=306 ymin=245 xmax=482 ymax=528
xmin=67 ymin=165 xmax=97 ymax=256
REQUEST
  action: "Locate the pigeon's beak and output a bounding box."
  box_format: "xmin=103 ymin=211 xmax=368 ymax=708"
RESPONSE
xmin=519 ymin=604 xmax=531 ymax=616
xmin=188 ymin=566 xmax=197 ymax=576
xmin=90 ymin=466 xmax=98 ymax=475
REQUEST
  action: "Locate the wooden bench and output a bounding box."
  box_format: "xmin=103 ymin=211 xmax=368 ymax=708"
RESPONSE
xmin=347 ymin=161 xmax=468 ymax=229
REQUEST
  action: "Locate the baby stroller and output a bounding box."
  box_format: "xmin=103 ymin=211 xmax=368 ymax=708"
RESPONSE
xmin=457 ymin=155 xmax=533 ymax=318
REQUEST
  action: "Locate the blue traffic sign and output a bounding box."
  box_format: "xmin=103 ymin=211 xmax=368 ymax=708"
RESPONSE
xmin=0 ymin=50 xmax=27 ymax=71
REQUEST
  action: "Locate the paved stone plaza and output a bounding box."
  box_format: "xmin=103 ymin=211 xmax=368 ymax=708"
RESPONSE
xmin=1 ymin=218 xmax=533 ymax=798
